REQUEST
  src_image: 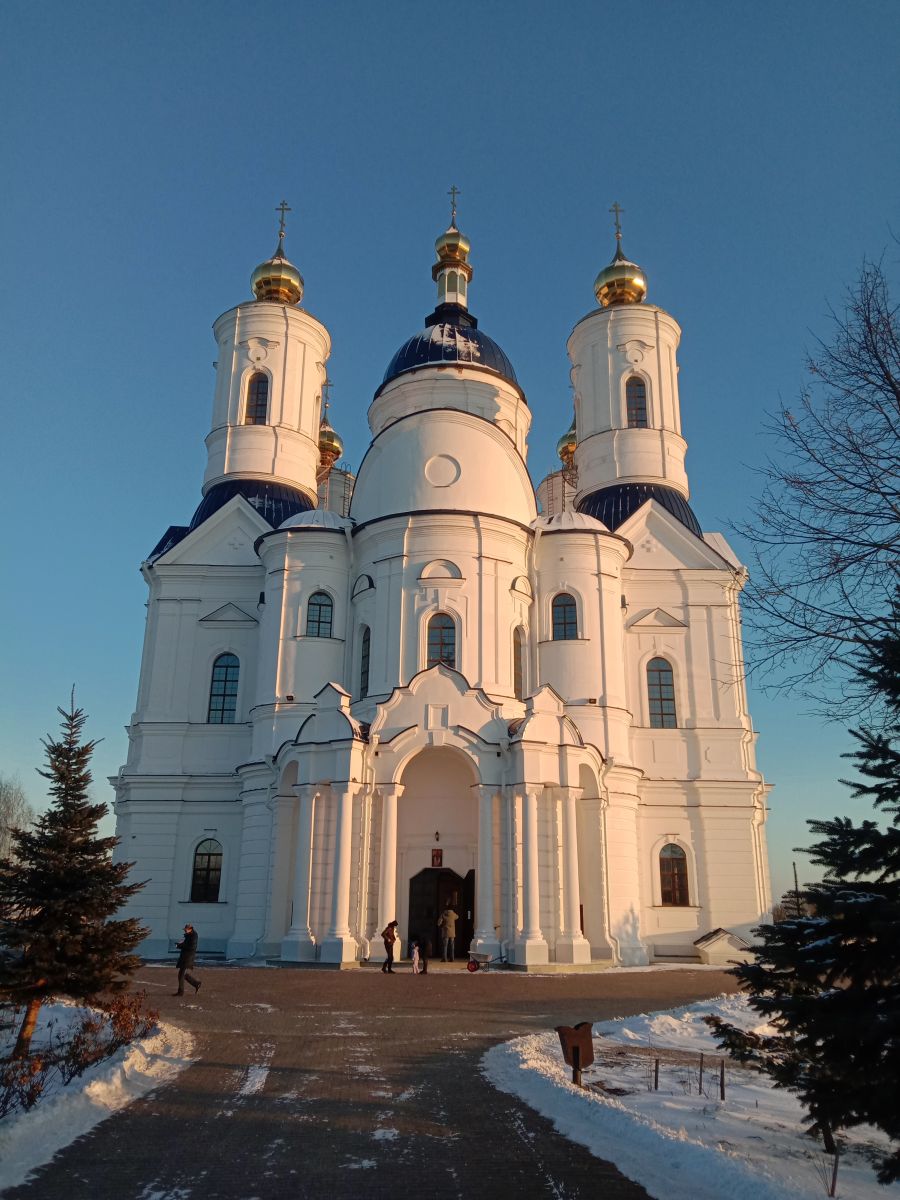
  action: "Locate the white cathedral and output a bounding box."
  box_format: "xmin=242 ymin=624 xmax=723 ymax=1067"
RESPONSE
xmin=113 ymin=203 xmax=772 ymax=968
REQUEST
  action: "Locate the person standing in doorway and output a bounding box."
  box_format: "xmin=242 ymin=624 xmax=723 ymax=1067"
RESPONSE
xmin=173 ymin=923 xmax=201 ymax=996
xmin=438 ymin=905 xmax=458 ymax=962
xmin=417 ymin=928 xmax=431 ymax=974
xmin=381 ymin=920 xmax=398 ymax=973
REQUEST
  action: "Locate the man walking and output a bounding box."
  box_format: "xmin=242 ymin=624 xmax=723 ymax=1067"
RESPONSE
xmin=173 ymin=923 xmax=202 ymax=996
xmin=381 ymin=920 xmax=398 ymax=973
xmin=438 ymin=905 xmax=458 ymax=962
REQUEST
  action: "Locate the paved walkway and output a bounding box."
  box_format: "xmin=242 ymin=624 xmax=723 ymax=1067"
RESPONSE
xmin=5 ymin=965 xmax=737 ymax=1199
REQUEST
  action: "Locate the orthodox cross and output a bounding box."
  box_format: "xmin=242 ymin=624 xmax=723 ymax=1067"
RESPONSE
xmin=322 ymin=376 xmax=333 ymax=414
xmin=609 ymin=201 xmax=624 ymax=244
xmin=276 ymin=199 xmax=291 ymax=240
xmin=448 ymin=184 xmax=461 ymax=227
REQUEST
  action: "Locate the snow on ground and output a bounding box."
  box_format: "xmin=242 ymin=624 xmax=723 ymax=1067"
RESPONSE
xmin=482 ymin=995 xmax=898 ymax=1200
xmin=0 ymin=1002 xmax=194 ymax=1194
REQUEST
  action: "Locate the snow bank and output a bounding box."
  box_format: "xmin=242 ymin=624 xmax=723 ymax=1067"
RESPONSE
xmin=0 ymin=1004 xmax=194 ymax=1193
xmin=482 ymin=995 xmax=898 ymax=1200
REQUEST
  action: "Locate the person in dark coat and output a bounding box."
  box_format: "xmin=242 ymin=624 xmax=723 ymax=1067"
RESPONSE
xmin=417 ymin=929 xmax=431 ymax=974
xmin=381 ymin=920 xmax=398 ymax=973
xmin=173 ymin=923 xmax=202 ymax=996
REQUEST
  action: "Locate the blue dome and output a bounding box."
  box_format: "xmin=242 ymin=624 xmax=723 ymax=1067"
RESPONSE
xmin=379 ymin=303 xmax=519 ymax=395
xmin=189 ymin=478 xmax=314 ymax=531
xmin=577 ymin=482 xmax=702 ymax=537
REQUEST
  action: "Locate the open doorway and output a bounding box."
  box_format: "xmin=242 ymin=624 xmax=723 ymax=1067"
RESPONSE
xmin=407 ymin=867 xmax=474 ymax=960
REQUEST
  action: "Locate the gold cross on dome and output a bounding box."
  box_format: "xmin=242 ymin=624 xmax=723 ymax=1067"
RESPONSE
xmin=448 ymin=184 xmax=461 ymax=227
xmin=322 ymin=377 xmax=333 ymax=414
xmin=276 ymin=199 xmax=291 ymax=239
xmin=609 ymin=201 xmax=624 ymax=243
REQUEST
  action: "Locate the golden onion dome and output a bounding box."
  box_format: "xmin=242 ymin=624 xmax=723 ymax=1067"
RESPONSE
xmin=594 ymin=244 xmax=647 ymax=307
xmin=251 ymin=233 xmax=304 ymax=305
xmin=318 ymin=414 xmax=344 ymax=463
xmin=557 ymin=417 xmax=577 ymax=467
xmin=435 ymin=224 xmax=471 ymax=263
xmin=432 ymin=222 xmax=473 ymax=284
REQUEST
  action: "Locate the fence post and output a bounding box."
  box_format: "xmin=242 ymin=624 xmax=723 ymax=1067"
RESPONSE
xmin=719 ymin=1058 xmax=725 ymax=1101
xmin=698 ymin=1052 xmax=704 ymax=1095
xmin=654 ymin=1058 xmax=659 ymax=1091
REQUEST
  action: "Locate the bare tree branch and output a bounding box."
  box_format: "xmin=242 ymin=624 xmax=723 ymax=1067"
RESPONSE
xmin=739 ymin=257 xmax=900 ymax=720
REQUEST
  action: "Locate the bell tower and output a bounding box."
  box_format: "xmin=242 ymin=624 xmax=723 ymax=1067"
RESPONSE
xmin=202 ymin=202 xmax=331 ymax=508
xmin=567 ymin=204 xmax=696 ymax=530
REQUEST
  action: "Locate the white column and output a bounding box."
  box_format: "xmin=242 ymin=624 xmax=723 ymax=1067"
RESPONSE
xmin=514 ymin=788 xmax=548 ymax=965
xmin=556 ymin=787 xmax=591 ymax=963
xmin=226 ymin=782 xmax=273 ymax=959
xmin=603 ymin=768 xmax=649 ymax=965
xmin=375 ymin=783 xmax=403 ymax=960
xmin=473 ymin=785 xmax=500 ymax=955
xmin=281 ymin=786 xmax=318 ymax=962
xmin=321 ymin=783 xmax=360 ymax=964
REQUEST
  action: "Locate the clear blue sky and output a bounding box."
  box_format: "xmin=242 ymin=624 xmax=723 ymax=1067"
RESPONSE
xmin=1 ymin=1 xmax=898 ymax=901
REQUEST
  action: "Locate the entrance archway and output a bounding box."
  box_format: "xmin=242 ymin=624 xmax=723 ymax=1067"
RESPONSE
xmin=395 ymin=747 xmax=478 ymax=956
xmin=407 ymin=867 xmax=475 ymax=960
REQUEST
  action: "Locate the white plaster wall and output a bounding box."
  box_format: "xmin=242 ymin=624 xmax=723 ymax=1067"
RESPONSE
xmin=349 ymin=512 xmax=532 ymax=702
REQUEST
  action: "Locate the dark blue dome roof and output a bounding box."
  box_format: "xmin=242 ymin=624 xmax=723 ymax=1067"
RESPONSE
xmin=189 ymin=478 xmax=314 ymax=531
xmin=577 ymin=482 xmax=702 ymax=537
xmin=380 ymin=302 xmax=519 ymax=395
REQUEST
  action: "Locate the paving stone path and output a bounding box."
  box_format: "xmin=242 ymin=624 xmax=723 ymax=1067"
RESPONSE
xmin=4 ymin=964 xmax=737 ymax=1199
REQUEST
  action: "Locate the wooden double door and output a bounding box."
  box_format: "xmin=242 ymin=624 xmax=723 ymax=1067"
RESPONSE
xmin=407 ymin=867 xmax=474 ymax=960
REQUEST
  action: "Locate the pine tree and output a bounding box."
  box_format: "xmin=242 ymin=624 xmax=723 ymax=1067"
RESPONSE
xmin=0 ymin=699 xmax=146 ymax=1059
xmin=708 ymin=609 xmax=900 ymax=1182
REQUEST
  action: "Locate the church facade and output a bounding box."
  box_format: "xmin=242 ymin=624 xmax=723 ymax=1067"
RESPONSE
xmin=113 ymin=207 xmax=772 ymax=967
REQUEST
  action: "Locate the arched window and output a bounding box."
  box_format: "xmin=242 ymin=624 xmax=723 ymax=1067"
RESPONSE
xmin=245 ymin=372 xmax=269 ymax=425
xmin=427 ymin=613 xmax=456 ymax=669
xmin=190 ymin=838 xmax=223 ymax=903
xmin=208 ymin=653 xmax=239 ymax=723
xmin=551 ymin=593 xmax=578 ymax=640
xmin=659 ymin=843 xmax=689 ymax=906
xmin=513 ymin=626 xmax=526 ymax=700
xmin=448 ymin=270 xmax=458 ymax=294
xmin=306 ymin=591 xmax=333 ymax=638
xmin=359 ymin=625 xmax=371 ymax=699
xmin=647 ymin=657 xmax=677 ymax=727
xmin=626 ymin=376 xmax=648 ymax=428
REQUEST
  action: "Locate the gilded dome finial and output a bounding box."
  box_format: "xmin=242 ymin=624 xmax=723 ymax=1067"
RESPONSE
xmin=557 ymin=411 xmax=577 ymax=478
xmin=593 ymin=200 xmax=647 ymax=307
xmin=317 ymin=377 xmax=344 ymax=483
xmin=433 ymin=187 xmax=472 ymax=308
xmin=251 ymin=200 xmax=305 ymax=305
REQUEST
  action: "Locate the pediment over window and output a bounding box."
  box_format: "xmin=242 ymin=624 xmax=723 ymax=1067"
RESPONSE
xmin=626 ymin=607 xmax=688 ymax=631
xmin=420 ymin=559 xmax=463 ymax=580
xmin=199 ymin=603 xmax=258 ymax=626
xmin=511 ymin=575 xmax=533 ymax=599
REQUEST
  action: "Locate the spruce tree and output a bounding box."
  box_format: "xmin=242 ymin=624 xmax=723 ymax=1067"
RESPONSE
xmin=708 ymin=611 xmax=900 ymax=1182
xmin=0 ymin=699 xmax=146 ymax=1059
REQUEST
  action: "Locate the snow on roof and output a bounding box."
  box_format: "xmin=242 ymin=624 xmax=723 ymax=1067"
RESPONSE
xmin=279 ymin=509 xmax=354 ymax=531
xmin=532 ymin=510 xmax=610 ymax=533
